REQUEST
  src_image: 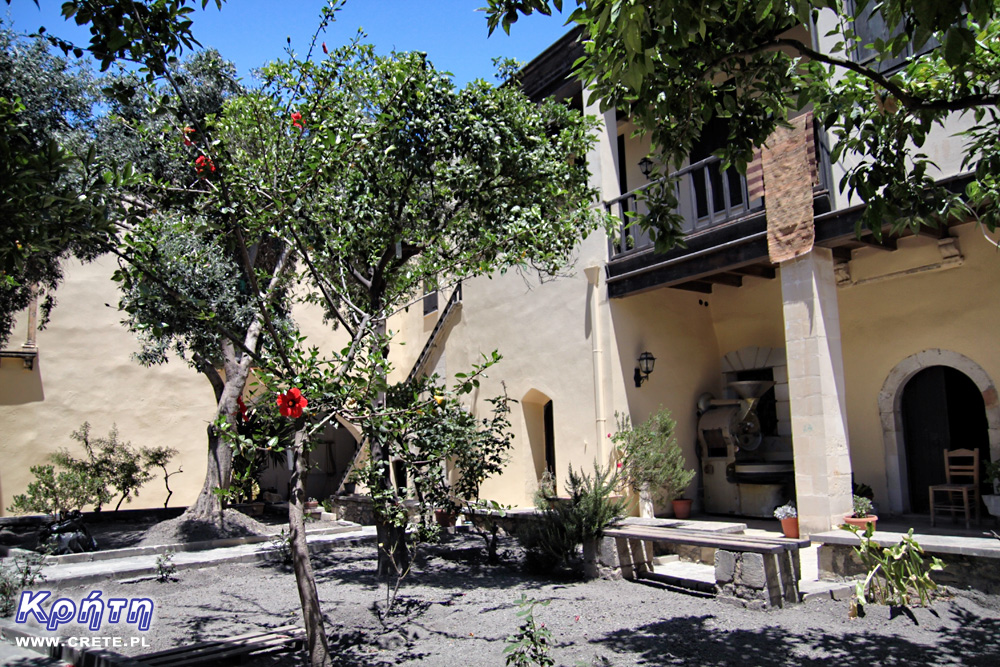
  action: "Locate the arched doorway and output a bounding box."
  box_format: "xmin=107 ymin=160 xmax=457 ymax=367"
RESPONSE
xmin=879 ymin=350 xmax=1000 ymax=514
xmin=522 ymin=389 xmax=556 ymax=489
xmin=901 ymin=366 xmax=990 ymax=513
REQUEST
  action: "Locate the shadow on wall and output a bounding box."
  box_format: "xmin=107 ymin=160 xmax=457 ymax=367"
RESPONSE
xmin=0 ymin=358 xmax=44 ymax=404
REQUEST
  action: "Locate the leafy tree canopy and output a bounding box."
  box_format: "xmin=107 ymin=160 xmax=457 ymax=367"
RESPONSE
xmin=0 ymin=24 xmax=109 ymax=347
xmin=487 ymin=0 xmax=1000 ymax=248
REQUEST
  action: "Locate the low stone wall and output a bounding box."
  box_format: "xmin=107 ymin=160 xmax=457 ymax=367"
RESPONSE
xmin=814 ymin=530 xmax=1000 ymax=595
xmin=329 ymin=495 xmax=375 ymax=525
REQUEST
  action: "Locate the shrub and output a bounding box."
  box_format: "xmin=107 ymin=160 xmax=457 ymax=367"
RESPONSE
xmin=58 ymin=422 xmax=152 ymax=511
xmin=611 ymin=409 xmax=695 ymax=502
xmin=0 ymin=553 xmax=45 ymax=617
xmin=520 ymin=462 xmax=626 ymax=574
xmin=7 ymin=464 xmax=104 ymax=516
xmin=8 ymin=423 xmax=174 ymax=516
xmin=844 ymin=524 xmax=944 ymax=615
xmin=155 ymin=551 xmax=176 ymax=582
xmin=504 ymin=594 xmax=554 ymax=667
xmin=563 ymin=462 xmax=627 ymax=543
xmin=141 ymin=445 xmax=182 ymax=508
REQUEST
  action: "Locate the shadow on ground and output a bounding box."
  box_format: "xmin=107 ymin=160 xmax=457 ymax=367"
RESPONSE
xmin=591 ymin=605 xmax=1000 ymax=666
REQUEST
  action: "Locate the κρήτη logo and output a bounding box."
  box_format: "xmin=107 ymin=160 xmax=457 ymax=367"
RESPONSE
xmin=15 ymin=591 xmax=154 ymax=632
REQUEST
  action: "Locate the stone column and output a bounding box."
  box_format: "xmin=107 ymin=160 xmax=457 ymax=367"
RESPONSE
xmin=780 ymin=247 xmax=853 ymax=535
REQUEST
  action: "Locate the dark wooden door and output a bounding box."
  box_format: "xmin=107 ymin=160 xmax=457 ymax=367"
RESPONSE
xmin=902 ymin=366 xmax=989 ymax=513
xmin=543 ymin=400 xmax=556 ymax=480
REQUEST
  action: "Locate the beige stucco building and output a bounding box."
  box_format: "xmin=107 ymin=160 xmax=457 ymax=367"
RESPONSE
xmin=4 ymin=11 xmax=998 ymax=539
xmin=389 ymin=17 xmax=1000 ymax=536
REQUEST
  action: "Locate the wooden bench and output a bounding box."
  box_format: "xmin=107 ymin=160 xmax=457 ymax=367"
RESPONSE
xmin=138 ymin=625 xmax=305 ymax=666
xmin=603 ymin=525 xmax=810 ymax=609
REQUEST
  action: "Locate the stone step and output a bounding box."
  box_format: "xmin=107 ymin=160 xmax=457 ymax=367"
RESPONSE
xmin=644 ymin=560 xmax=717 ymax=595
xmin=652 ymin=554 xmax=679 ymax=566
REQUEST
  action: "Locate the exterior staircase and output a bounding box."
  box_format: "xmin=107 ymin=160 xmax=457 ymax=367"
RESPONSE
xmin=406 ymin=281 xmax=463 ymax=384
xmin=328 ymin=282 xmax=463 ymax=495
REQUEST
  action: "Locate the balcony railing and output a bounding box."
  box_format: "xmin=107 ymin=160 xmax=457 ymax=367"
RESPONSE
xmin=607 ymin=155 xmax=763 ymax=260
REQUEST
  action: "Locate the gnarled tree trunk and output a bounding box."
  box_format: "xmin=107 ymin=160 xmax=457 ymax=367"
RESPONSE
xmin=183 ymin=340 xmax=253 ymax=525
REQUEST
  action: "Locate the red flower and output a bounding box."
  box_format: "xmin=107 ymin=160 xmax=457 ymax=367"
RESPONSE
xmin=291 ymin=111 xmax=303 ymax=129
xmin=194 ymin=154 xmax=216 ymax=175
xmin=182 ymin=126 xmax=195 ymax=146
xmin=236 ymin=395 xmax=248 ymax=423
xmin=277 ymin=387 xmax=308 ymax=418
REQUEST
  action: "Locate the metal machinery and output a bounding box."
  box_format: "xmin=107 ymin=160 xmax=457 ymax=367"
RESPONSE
xmin=697 ymin=380 xmax=795 ymax=517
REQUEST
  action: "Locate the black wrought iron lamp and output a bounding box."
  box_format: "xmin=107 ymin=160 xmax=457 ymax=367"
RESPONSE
xmin=634 ymin=351 xmax=656 ymax=387
xmin=638 ymin=156 xmax=654 ymax=178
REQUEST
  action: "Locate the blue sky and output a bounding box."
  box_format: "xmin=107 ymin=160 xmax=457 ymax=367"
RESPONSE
xmin=4 ymin=0 xmax=572 ymax=86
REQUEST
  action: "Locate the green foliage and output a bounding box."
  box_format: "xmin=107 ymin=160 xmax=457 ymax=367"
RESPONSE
xmin=0 ymin=552 xmax=46 ymax=617
xmin=387 ymin=372 xmax=515 ymax=515
xmin=520 ymin=462 xmax=626 ymax=572
xmin=533 ymin=470 xmax=557 ymax=509
xmin=268 ymin=529 xmax=294 ymax=566
xmin=611 ymin=409 xmax=694 ymax=502
xmin=504 ymin=594 xmax=555 ymax=667
xmin=564 ymin=462 xmax=628 ymax=542
xmin=55 ymin=422 xmax=153 ymax=511
xmin=985 ymin=461 xmax=1000 ymax=492
xmin=852 ymin=494 xmax=874 ymax=518
xmin=0 ymin=24 xmax=111 ymax=347
xmin=30 ymin=0 xmax=225 ymax=80
xmin=155 ymin=551 xmax=176 ymax=582
xmin=7 ymin=422 xmax=168 ymax=515
xmin=141 ymin=445 xmax=182 ymax=508
xmin=486 ymin=0 xmax=1000 ymax=246
xmin=7 ymin=464 xmax=104 ymax=516
xmin=844 ymin=524 xmax=944 ymax=614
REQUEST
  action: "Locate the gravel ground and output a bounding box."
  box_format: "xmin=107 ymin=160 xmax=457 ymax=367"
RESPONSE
xmin=19 ymin=534 xmax=1000 ymax=667
xmin=137 ymin=509 xmax=272 ymax=547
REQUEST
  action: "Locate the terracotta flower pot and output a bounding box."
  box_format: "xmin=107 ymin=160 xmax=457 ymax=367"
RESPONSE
xmin=779 ymin=517 xmax=799 ymax=539
xmin=434 ymin=509 xmax=457 ymax=527
xmin=843 ymin=514 xmax=878 ymax=531
xmin=672 ymin=498 xmax=693 ymax=520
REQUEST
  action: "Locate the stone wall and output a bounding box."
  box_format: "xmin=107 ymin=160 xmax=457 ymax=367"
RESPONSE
xmin=819 ymin=542 xmax=1000 ymax=595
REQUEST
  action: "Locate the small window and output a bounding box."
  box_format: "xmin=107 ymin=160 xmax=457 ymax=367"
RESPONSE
xmin=849 ymin=1 xmax=937 ymax=72
xmin=422 ymin=278 xmax=438 ymax=316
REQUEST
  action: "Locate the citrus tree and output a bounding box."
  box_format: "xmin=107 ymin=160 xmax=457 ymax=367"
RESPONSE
xmin=487 ymin=0 xmax=1000 ymax=247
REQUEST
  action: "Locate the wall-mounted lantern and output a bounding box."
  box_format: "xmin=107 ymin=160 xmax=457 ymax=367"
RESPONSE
xmin=634 ymin=351 xmax=656 ymax=387
xmin=638 ymin=156 xmax=654 ymax=178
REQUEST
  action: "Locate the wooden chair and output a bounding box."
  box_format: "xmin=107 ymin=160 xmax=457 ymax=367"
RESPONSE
xmin=929 ymin=448 xmax=980 ymax=530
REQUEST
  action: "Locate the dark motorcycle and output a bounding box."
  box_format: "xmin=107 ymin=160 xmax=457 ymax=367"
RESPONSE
xmin=39 ymin=510 xmax=98 ymax=555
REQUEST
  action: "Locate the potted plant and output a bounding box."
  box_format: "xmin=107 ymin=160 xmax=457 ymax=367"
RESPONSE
xmin=773 ymin=501 xmax=799 ymax=538
xmin=983 ymin=461 xmax=1000 ymax=517
xmin=843 ymin=494 xmax=877 ymax=530
xmin=434 ymin=506 xmax=458 ymax=527
xmin=304 ymin=497 xmax=320 ymax=511
xmin=611 ymin=409 xmax=696 ymax=519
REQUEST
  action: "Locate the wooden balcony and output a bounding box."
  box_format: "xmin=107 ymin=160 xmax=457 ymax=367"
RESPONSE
xmin=605 ymin=152 xmax=832 ymax=298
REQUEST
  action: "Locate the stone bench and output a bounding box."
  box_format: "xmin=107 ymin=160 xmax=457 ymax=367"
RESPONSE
xmin=602 ymin=525 xmax=809 ymax=609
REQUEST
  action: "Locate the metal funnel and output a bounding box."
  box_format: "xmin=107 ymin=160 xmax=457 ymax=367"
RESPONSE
xmin=728 ymin=380 xmax=775 ymax=420
xmin=728 ymin=380 xmax=775 ymax=402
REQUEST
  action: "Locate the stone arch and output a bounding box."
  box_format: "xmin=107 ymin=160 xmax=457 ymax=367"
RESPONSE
xmin=720 ymin=345 xmax=791 ymax=441
xmin=879 ymin=349 xmax=1000 ymax=513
